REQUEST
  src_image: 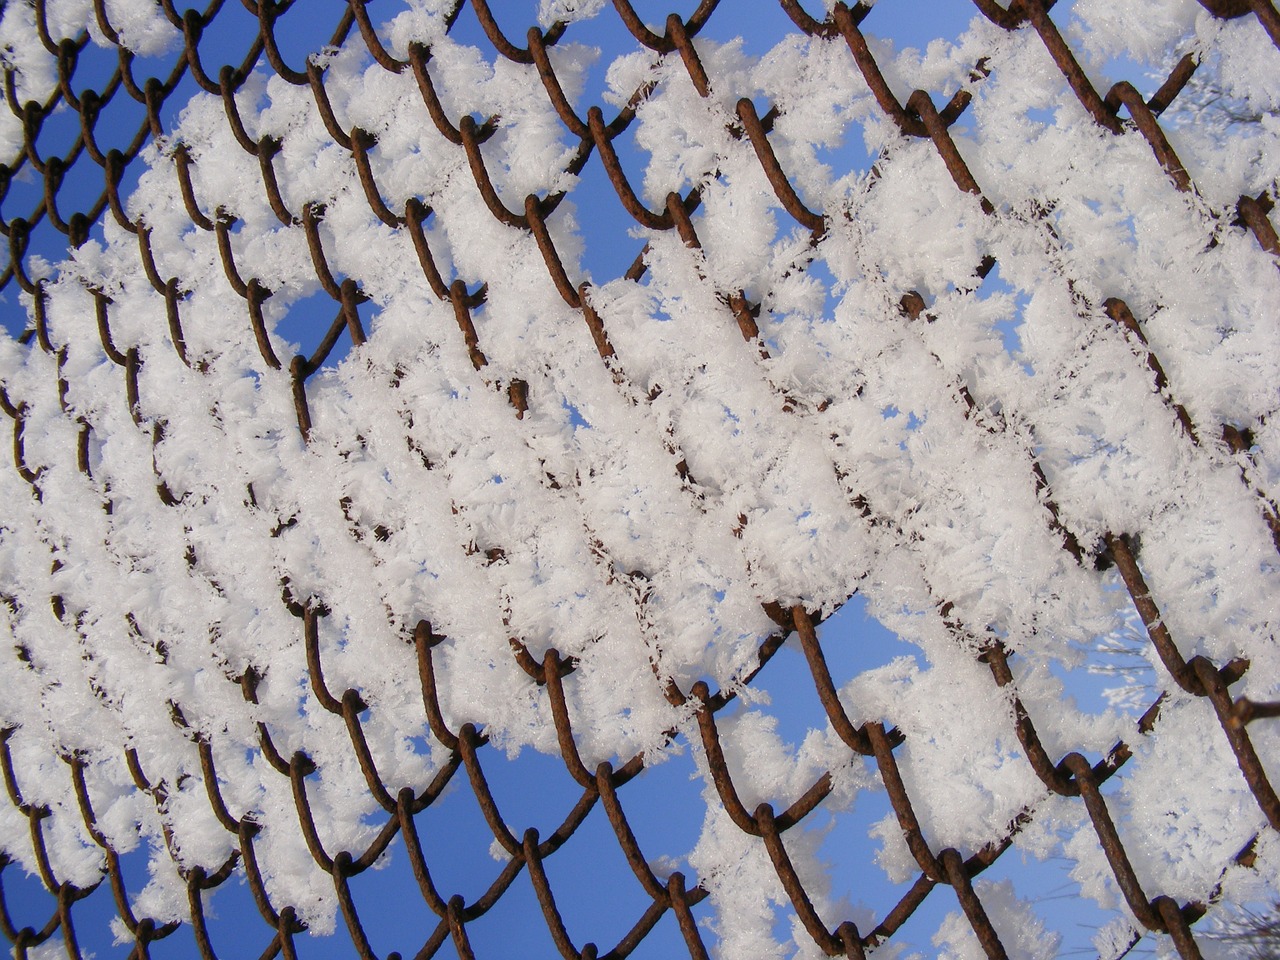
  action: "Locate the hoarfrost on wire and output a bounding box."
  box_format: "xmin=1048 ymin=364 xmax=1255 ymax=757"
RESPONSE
xmin=0 ymin=0 xmax=1278 ymax=955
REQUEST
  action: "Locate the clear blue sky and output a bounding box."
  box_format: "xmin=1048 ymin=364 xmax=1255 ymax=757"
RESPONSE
xmin=1 ymin=3 xmax=1142 ymax=958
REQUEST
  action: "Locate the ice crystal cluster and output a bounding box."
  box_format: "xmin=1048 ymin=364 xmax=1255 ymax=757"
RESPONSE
xmin=0 ymin=0 xmax=1278 ymax=957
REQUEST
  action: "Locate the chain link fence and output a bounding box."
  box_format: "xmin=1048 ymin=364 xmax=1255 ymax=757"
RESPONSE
xmin=1 ymin=1 xmax=1280 ymax=958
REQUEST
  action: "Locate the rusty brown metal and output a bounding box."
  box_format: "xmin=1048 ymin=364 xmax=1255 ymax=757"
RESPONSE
xmin=1 ymin=2 xmax=1278 ymax=959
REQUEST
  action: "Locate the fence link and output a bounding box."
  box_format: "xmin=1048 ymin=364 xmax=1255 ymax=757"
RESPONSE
xmin=1 ymin=1 xmax=1280 ymax=958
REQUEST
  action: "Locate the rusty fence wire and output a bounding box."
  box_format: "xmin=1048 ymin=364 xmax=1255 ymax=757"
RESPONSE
xmin=1 ymin=0 xmax=1280 ymax=958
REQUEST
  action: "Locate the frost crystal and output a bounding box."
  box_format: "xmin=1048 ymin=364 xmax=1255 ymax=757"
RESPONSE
xmin=0 ymin=1 xmax=1278 ymax=957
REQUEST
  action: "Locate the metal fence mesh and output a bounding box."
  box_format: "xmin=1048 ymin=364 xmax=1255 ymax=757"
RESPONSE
xmin=1 ymin=1 xmax=1280 ymax=958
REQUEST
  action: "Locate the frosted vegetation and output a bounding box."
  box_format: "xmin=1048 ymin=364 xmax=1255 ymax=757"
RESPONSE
xmin=0 ymin=0 xmax=1278 ymax=958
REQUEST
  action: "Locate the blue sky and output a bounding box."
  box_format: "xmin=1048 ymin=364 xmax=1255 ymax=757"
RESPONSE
xmin=5 ymin=595 xmax=1132 ymax=959
xmin=0 ymin=2 xmax=1156 ymax=958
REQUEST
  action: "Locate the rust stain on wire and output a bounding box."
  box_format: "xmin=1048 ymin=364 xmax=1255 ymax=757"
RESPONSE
xmin=1 ymin=1 xmax=1279 ymax=959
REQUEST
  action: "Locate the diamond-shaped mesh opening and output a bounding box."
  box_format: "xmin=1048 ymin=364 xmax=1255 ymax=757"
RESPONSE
xmin=1 ymin=2 xmax=1279 ymax=959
